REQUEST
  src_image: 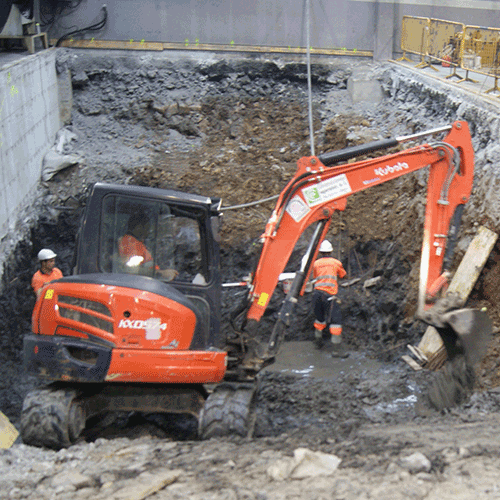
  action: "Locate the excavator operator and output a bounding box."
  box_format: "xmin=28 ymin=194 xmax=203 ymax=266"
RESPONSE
xmin=118 ymin=213 xmax=178 ymax=281
xmin=312 ymin=240 xmax=346 ymax=353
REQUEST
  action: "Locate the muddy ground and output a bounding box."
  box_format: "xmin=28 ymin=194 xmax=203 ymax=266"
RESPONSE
xmin=2 ymin=51 xmax=500 ymax=498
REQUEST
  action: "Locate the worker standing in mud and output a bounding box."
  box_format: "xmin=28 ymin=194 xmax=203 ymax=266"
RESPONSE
xmin=31 ymin=249 xmax=63 ymax=298
xmin=312 ymin=240 xmax=346 ymax=354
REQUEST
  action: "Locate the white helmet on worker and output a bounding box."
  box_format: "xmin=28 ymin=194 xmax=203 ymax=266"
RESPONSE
xmin=37 ymin=248 xmax=57 ymax=261
xmin=319 ymin=240 xmax=333 ymax=253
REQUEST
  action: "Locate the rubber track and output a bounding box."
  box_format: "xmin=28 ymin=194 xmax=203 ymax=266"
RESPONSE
xmin=199 ymin=385 xmax=257 ymax=439
xmin=426 ymin=355 xmax=475 ymax=411
xmin=20 ymin=386 xmax=82 ymax=449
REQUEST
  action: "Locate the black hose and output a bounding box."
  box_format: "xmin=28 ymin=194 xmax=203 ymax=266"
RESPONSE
xmin=56 ymin=5 xmax=107 ymax=47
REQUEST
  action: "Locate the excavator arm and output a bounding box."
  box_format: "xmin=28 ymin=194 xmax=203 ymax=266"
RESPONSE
xmin=239 ymin=121 xmax=475 ymax=371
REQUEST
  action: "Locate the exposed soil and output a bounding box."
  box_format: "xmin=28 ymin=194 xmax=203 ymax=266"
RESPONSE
xmin=2 ymin=51 xmax=500 ymax=499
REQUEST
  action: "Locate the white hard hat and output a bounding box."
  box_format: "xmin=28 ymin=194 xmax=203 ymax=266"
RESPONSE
xmin=319 ymin=240 xmax=333 ymax=253
xmin=38 ymin=248 xmax=57 ymax=261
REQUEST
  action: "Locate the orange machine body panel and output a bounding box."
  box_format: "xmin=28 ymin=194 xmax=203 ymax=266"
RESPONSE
xmin=28 ymin=277 xmax=226 ymax=384
xmin=106 ymin=349 xmax=226 ymax=383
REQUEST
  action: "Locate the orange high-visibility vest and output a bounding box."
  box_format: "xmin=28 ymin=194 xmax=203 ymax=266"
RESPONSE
xmin=119 ymin=234 xmax=153 ymax=264
xmin=31 ymin=268 xmax=63 ymax=294
xmin=313 ymin=257 xmax=346 ymax=295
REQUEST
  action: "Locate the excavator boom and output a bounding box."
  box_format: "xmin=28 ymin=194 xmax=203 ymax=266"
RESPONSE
xmin=247 ymin=121 xmax=473 ymax=322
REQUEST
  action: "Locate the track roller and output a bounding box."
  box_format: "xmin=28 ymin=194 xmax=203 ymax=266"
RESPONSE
xmin=20 ymin=386 xmax=86 ymax=450
xmin=198 ymin=383 xmax=257 ymax=439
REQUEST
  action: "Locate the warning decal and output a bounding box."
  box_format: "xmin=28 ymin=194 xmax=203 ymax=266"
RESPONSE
xmin=302 ymin=174 xmax=352 ymax=207
xmin=286 ymin=195 xmax=311 ymax=222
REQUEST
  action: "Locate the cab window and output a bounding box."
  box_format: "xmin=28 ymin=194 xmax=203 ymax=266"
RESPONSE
xmin=99 ymin=195 xmax=207 ymax=285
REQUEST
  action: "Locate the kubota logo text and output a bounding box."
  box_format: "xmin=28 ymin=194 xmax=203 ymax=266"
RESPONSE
xmin=374 ymin=162 xmax=409 ymax=177
xmin=119 ymin=318 xmax=167 ymax=330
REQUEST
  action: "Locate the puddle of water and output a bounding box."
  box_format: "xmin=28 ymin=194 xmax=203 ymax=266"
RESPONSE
xmin=374 ymin=394 xmax=418 ymax=414
xmin=264 ymin=340 xmax=385 ymax=380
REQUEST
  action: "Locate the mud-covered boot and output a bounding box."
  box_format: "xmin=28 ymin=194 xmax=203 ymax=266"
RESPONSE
xmin=314 ymin=329 xmax=324 ymax=349
xmin=330 ymin=335 xmax=348 ymax=358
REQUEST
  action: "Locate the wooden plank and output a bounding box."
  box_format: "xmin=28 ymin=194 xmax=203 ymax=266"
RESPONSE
xmin=447 ymin=225 xmax=498 ymax=303
xmin=53 ymin=39 xmax=372 ymax=57
xmin=408 ymin=344 xmax=428 ymax=363
xmin=56 ymin=39 xmax=164 ymax=51
xmin=341 ymin=277 xmax=360 ymax=287
xmin=425 ymin=346 xmax=448 ymax=371
xmin=112 ymin=469 xmax=181 ymax=500
xmin=416 ymin=226 xmax=498 ymax=367
xmin=418 ymin=326 xmax=444 ymax=359
xmin=402 ymin=355 xmax=423 ymax=371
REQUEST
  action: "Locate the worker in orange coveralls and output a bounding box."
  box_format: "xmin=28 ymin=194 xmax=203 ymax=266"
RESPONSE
xmin=312 ymin=240 xmax=347 ymax=354
xmin=31 ymin=249 xmax=63 ymax=297
xmin=119 ymin=213 xmax=178 ymax=281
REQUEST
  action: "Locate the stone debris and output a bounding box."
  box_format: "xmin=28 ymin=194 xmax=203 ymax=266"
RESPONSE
xmin=398 ymin=452 xmax=432 ymax=474
xmin=267 ymin=447 xmax=341 ymax=480
xmin=104 ymin=469 xmax=181 ymax=500
xmin=0 ymin=411 xmax=18 ymax=449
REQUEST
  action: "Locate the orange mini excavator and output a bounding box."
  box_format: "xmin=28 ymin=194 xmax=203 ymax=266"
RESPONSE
xmin=21 ymin=121 xmax=490 ymax=448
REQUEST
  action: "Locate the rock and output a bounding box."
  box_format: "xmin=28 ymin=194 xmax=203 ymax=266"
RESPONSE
xmin=267 ymin=448 xmax=341 ymax=481
xmin=51 ymin=470 xmax=93 ymax=489
xmin=363 ymin=276 xmax=382 ymax=289
xmin=72 ymin=71 xmax=89 ymax=87
xmin=399 ymin=452 xmax=432 ymax=474
xmin=109 ymin=469 xmax=181 ymax=500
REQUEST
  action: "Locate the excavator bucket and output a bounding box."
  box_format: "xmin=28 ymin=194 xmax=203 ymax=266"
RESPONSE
xmin=419 ymin=295 xmax=493 ymax=365
xmin=438 ymin=308 xmax=493 ymax=366
xmin=418 ymin=296 xmax=493 ymax=410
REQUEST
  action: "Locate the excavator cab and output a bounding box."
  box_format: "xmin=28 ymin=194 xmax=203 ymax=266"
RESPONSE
xmin=74 ymin=183 xmax=224 ymax=351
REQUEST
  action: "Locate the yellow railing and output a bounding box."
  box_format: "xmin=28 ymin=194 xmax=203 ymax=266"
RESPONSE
xmin=400 ymin=16 xmax=500 ymax=96
xmin=399 ymin=15 xmax=430 ymax=66
xmin=461 ymin=26 xmax=500 ymax=93
xmin=427 ymin=19 xmax=464 ymax=73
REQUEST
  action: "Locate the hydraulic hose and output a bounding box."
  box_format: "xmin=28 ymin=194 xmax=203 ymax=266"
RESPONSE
xmin=56 ymin=4 xmax=107 ymax=47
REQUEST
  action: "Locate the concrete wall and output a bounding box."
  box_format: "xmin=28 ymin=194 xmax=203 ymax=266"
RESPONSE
xmin=0 ymin=49 xmax=60 ymax=252
xmin=41 ymin=0 xmax=500 ymax=61
xmin=44 ymin=0 xmax=376 ymax=51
